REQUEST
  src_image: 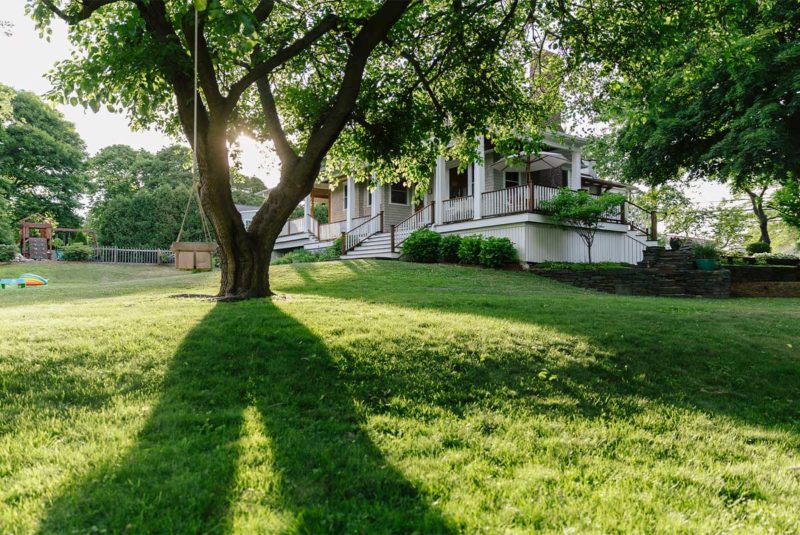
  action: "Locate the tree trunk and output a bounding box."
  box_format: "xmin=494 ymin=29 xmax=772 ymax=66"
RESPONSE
xmin=745 ymin=189 xmax=771 ymax=245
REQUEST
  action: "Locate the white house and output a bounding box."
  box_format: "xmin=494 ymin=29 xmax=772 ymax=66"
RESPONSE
xmin=237 ymin=131 xmax=657 ymax=265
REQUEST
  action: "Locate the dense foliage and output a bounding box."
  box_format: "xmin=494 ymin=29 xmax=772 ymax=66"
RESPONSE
xmin=478 ymin=237 xmax=518 ymax=268
xmin=94 ymin=185 xmax=208 ymax=249
xmin=60 ymin=243 xmax=93 ymax=261
xmin=0 ymin=244 xmax=17 ymax=262
xmin=0 ymin=84 xmax=86 ymax=226
xmin=86 ymin=145 xmax=266 ymax=247
xmin=539 ymin=190 xmax=625 ymax=263
xmin=457 ymin=235 xmax=484 ymax=265
xmin=401 ymin=228 xmax=441 ymax=263
xmin=439 ymin=234 xmax=462 ymax=263
xmin=746 ymin=241 xmax=771 ymax=255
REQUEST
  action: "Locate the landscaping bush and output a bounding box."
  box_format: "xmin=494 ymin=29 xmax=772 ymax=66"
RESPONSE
xmin=693 ymin=243 xmax=719 ymax=260
xmin=402 ymin=228 xmax=442 ymax=263
xmin=0 ymin=244 xmax=17 ymax=262
xmin=458 ymin=235 xmax=483 ymax=264
xmin=61 ymin=243 xmax=93 ymax=261
xmin=478 ymin=236 xmax=518 ymax=268
xmin=272 ymin=245 xmax=340 ymax=265
xmin=746 ymin=241 xmax=771 ymax=254
xmin=440 ymin=235 xmax=462 ymax=263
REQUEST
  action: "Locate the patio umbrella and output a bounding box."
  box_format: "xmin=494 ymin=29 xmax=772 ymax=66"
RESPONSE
xmin=491 ymin=151 xmax=569 ymax=172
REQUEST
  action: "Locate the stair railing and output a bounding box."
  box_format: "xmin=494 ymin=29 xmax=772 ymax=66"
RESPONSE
xmin=391 ymin=203 xmax=434 ymax=253
xmin=341 ymin=211 xmax=384 ymax=254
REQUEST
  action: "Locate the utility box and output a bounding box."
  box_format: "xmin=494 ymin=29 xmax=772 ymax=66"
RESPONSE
xmin=170 ymin=242 xmax=215 ymax=271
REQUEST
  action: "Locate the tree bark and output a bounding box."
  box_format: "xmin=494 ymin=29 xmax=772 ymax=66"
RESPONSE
xmin=745 ymin=188 xmax=771 ymax=245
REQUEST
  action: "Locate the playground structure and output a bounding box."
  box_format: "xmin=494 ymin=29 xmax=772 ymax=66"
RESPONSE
xmin=0 ymin=273 xmax=48 ymax=289
xmin=18 ymin=219 xmax=97 ymax=260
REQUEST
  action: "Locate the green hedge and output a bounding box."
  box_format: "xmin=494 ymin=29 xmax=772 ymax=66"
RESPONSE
xmin=478 ymin=237 xmax=518 ymax=268
xmin=0 ymin=244 xmax=18 ymax=262
xmin=401 ymin=228 xmax=442 ymax=263
xmin=440 ymin=235 xmax=462 ymax=263
xmin=61 ymin=243 xmax=93 ymax=261
xmin=457 ymin=235 xmax=483 ymax=264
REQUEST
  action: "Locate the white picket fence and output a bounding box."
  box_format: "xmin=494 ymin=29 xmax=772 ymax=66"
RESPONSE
xmin=92 ymin=246 xmax=174 ymax=265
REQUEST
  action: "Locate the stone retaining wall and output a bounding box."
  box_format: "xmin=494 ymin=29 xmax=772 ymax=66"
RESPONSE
xmin=726 ymin=265 xmax=800 ymax=297
xmin=530 ymin=267 xmax=730 ymax=298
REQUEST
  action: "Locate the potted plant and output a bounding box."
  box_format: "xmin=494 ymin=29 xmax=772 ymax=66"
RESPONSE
xmin=693 ymin=243 xmax=719 ymax=271
xmin=669 ymin=237 xmax=683 ymax=251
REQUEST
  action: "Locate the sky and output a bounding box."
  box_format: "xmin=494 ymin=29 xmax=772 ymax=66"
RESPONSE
xmin=1 ymin=0 xmax=731 ymax=204
xmin=0 ymin=0 xmax=279 ymax=186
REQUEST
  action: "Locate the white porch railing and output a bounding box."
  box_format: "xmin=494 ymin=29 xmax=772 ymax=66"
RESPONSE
xmin=533 ymin=184 xmax=560 ymax=206
xmin=317 ymin=215 xmax=369 ymax=241
xmin=279 ymin=217 xmax=305 ymax=236
xmin=624 ymin=201 xmax=652 ymax=237
xmin=442 ymin=195 xmax=474 ymax=223
xmin=392 ymin=203 xmax=434 ymax=252
xmin=482 ymin=184 xmax=530 ymax=217
xmin=343 ymin=212 xmax=383 ymax=252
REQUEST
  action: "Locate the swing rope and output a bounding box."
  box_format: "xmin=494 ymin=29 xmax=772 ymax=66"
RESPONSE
xmin=176 ymin=2 xmax=212 ymax=244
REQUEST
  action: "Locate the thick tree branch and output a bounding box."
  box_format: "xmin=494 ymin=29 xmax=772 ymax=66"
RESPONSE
xmin=253 ymin=0 xmax=275 ymax=23
xmin=40 ymin=0 xmax=120 ymax=23
xmin=226 ymin=14 xmax=339 ymax=109
xmin=180 ymin=12 xmax=225 ymax=114
xmin=401 ymin=51 xmax=444 ymax=116
xmin=255 ymin=78 xmax=298 ymax=167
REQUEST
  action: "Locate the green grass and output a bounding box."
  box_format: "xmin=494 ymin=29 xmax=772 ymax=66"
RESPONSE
xmin=1 ymin=261 xmax=799 ymax=534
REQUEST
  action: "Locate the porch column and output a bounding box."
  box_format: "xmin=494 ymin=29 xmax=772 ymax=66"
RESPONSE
xmin=303 ymin=194 xmax=311 ymax=233
xmin=467 ymin=164 xmax=474 ymax=197
xmin=570 ymin=149 xmax=582 ymax=190
xmin=473 ymin=136 xmax=485 ymax=220
xmin=434 ymin=156 xmax=446 ymax=226
xmin=371 ymin=181 xmax=381 ymax=218
xmin=346 ymin=176 xmax=355 ymax=231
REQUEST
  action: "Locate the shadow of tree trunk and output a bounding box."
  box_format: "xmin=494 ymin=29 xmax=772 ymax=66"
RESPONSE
xmin=38 ymin=301 xmax=453 ymax=534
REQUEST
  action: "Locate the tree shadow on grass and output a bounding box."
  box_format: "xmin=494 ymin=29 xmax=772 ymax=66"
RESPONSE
xmin=276 ymin=262 xmax=800 ymax=431
xmin=38 ymin=301 xmax=454 ymax=534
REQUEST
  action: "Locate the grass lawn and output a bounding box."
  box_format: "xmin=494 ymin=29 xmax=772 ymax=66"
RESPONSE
xmin=1 ymin=260 xmax=799 ymax=534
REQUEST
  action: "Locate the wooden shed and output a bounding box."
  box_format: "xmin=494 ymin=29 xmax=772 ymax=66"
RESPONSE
xmin=171 ymin=242 xmax=215 ymax=271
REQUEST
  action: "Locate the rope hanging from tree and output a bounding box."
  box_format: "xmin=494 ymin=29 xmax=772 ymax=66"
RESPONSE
xmin=175 ymin=1 xmax=212 ymax=245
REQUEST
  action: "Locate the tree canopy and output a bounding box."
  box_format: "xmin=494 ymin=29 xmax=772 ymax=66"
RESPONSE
xmin=0 ymin=83 xmax=87 ymax=226
xmin=28 ymin=0 xmax=567 ymax=296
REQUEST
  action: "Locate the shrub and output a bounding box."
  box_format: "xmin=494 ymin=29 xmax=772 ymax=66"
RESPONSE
xmin=746 ymin=241 xmax=771 ymax=254
xmin=51 ymin=237 xmax=65 ymax=249
xmin=402 ymin=228 xmax=442 ymax=263
xmin=458 ymin=235 xmax=483 ymax=264
xmin=693 ymin=243 xmax=719 ymax=260
xmin=61 ymin=243 xmax=93 ymax=261
xmin=478 ymin=237 xmax=518 ymax=268
xmin=0 ymin=244 xmax=18 ymax=262
xmin=440 ymin=235 xmax=462 ymax=263
xmin=72 ymin=231 xmax=88 ymax=245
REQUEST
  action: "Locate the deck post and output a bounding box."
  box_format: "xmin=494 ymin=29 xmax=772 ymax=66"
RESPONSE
xmin=346 ymin=176 xmax=355 ymax=231
xmin=340 ymin=231 xmax=347 ymax=255
xmin=473 ymin=136 xmax=485 ymax=220
xmin=528 ymin=180 xmax=534 ymax=212
xmin=434 ymin=157 xmax=446 ymax=226
xmin=390 ymin=225 xmax=396 ymax=253
xmin=303 ymin=194 xmax=311 ymax=234
xmin=380 ymin=211 xmax=384 ymax=233
xmin=430 ymin=202 xmax=435 ymax=225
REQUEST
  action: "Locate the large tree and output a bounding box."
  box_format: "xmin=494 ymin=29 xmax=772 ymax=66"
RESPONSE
xmin=0 ymin=84 xmax=87 ymax=226
xmin=562 ymin=0 xmax=799 ymax=246
xmin=30 ymin=0 xmax=557 ymax=298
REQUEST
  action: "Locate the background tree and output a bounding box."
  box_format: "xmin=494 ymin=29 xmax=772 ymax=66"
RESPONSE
xmin=539 ymin=189 xmax=625 ymax=263
xmin=708 ymin=201 xmax=752 ymax=250
xmin=31 ymin=0 xmax=564 ymax=298
xmin=561 ymin=0 xmax=799 ymax=242
xmin=86 ymin=143 xmax=265 ymax=245
xmin=0 ymin=84 xmax=87 ymax=226
xmin=772 ymin=181 xmax=800 ymax=231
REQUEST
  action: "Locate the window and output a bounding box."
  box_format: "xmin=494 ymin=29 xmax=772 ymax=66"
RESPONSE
xmin=505 ymin=171 xmax=522 ymax=188
xmin=390 ymin=184 xmax=408 ymax=205
xmin=562 ymin=169 xmax=569 ymax=187
xmin=343 ymin=184 xmax=348 ymax=210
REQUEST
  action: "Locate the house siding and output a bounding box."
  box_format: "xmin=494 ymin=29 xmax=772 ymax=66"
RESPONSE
xmin=381 ymin=186 xmax=414 ymax=228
